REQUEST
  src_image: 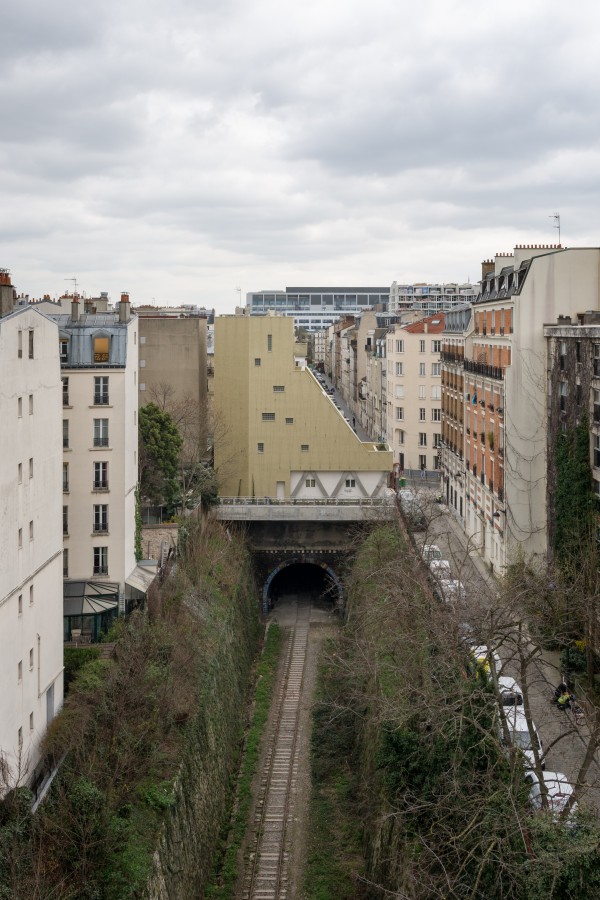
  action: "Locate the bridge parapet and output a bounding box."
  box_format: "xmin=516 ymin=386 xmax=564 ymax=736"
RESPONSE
xmin=215 ymin=497 xmax=396 ymax=522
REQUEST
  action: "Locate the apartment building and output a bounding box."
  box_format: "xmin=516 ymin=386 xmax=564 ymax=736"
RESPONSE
xmin=51 ymin=295 xmax=143 ymax=640
xmin=386 ymin=314 xmax=445 ymax=474
xmin=214 ymin=313 xmax=392 ymax=499
xmin=440 ymin=304 xmax=472 ymax=520
xmin=0 ymin=301 xmax=64 ymax=787
xmin=389 ymin=282 xmax=477 ymax=315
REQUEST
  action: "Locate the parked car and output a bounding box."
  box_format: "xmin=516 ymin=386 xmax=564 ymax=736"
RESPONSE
xmin=498 ymin=675 xmax=523 ymax=707
xmin=525 ymin=770 xmax=576 ymax=820
xmin=470 ymin=644 xmax=502 ymax=679
xmin=498 ymin=707 xmax=544 ymax=769
xmin=429 ymin=558 xmax=452 ymax=578
xmin=437 ymin=578 xmax=466 ymax=603
xmin=397 ymin=489 xmax=427 ymax=528
xmin=421 ymin=544 xmax=443 ymax=562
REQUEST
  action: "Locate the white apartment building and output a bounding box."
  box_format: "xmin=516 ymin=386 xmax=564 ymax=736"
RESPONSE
xmin=386 ymin=314 xmax=445 ymax=474
xmin=0 ymin=304 xmax=64 ymax=787
xmin=389 ymin=282 xmax=477 ymax=315
xmin=50 ymin=295 xmax=144 ymax=641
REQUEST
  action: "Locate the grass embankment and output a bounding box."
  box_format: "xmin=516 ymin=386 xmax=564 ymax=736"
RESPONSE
xmin=206 ymin=622 xmax=282 ymax=898
xmin=0 ymin=518 xmax=261 ymax=900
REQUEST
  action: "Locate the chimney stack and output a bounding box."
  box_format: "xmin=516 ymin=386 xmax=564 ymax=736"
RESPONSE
xmin=481 ymin=259 xmax=495 ymax=280
xmin=71 ymin=297 xmax=80 ymax=322
xmin=0 ymin=268 xmax=16 ymax=317
xmin=119 ymin=292 xmax=131 ymax=323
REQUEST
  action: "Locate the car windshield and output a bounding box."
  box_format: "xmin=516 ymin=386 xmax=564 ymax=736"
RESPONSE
xmin=514 ymin=730 xmax=538 ymax=751
xmin=501 ymin=692 xmax=523 ymax=706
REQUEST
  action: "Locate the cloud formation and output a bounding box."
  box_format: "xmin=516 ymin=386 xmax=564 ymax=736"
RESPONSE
xmin=2 ymin=0 xmax=600 ymax=310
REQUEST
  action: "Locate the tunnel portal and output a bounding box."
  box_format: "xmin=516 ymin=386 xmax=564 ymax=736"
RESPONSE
xmin=263 ymin=558 xmax=343 ymax=615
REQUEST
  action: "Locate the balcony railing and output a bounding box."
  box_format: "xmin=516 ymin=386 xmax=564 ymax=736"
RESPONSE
xmin=94 ymin=394 xmax=109 ymax=405
xmin=464 ymin=359 xmax=504 ymax=380
xmin=93 ymin=437 xmax=109 ymax=447
xmin=93 ymin=481 xmax=109 ymax=490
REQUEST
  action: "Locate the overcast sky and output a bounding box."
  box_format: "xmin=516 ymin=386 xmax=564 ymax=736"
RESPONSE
xmin=3 ymin=0 xmax=600 ymax=312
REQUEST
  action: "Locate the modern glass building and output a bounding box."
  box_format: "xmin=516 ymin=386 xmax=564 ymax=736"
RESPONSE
xmin=245 ymin=287 xmax=390 ymax=331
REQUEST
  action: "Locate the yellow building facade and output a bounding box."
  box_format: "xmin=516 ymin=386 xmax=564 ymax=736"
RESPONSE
xmin=214 ymin=314 xmax=392 ymax=499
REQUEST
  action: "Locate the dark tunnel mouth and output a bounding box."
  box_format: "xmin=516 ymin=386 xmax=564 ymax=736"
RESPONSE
xmin=262 ymin=559 xmax=343 ymax=614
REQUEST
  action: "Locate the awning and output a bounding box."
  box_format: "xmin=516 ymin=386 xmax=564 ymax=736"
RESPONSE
xmin=125 ymin=563 xmax=158 ymax=595
xmin=63 ymin=580 xmax=120 ymax=616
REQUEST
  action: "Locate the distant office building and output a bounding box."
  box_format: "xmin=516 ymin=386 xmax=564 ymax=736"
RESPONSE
xmin=245 ymin=287 xmax=390 ymax=332
xmin=390 ymin=282 xmax=477 ymax=315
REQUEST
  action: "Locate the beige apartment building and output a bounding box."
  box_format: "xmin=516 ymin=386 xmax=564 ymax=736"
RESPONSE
xmin=386 ymin=314 xmax=445 ymax=475
xmin=214 ymin=313 xmax=392 ymax=499
xmin=136 ymin=314 xmax=208 ymax=414
xmin=0 ymin=300 xmax=64 ymax=789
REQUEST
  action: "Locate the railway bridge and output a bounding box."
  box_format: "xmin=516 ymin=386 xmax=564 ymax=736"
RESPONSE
xmin=215 ymin=497 xmax=395 ymax=614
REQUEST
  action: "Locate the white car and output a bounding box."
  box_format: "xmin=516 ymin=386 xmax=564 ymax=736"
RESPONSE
xmin=437 ymin=578 xmax=466 ymax=603
xmin=498 ymin=708 xmax=544 ymax=769
xmin=429 ymin=559 xmax=452 ymax=579
xmin=525 ymin=770 xmax=577 ymax=820
xmin=421 ymin=544 xmax=443 ymax=562
xmin=498 ymin=675 xmax=523 ymax=707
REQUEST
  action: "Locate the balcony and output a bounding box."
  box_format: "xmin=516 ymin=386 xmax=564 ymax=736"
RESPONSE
xmin=464 ymin=359 xmax=504 ymax=380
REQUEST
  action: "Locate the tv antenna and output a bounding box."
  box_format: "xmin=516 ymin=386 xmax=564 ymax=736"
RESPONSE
xmin=549 ymin=213 xmax=561 ymax=245
xmin=65 ymin=276 xmax=78 ymax=296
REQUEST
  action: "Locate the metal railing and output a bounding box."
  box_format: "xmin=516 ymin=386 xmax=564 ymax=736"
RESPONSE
xmin=218 ymin=496 xmax=393 ymax=507
xmin=464 ymin=359 xmax=504 ymax=380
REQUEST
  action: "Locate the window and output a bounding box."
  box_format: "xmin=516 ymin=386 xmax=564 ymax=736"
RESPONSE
xmin=93 ymin=547 xmax=108 ymax=575
xmin=301 ymin=444 xmax=309 ymax=452
xmin=595 ymin=435 xmax=600 ymax=469
xmin=432 ymin=408 xmax=441 ymax=422
xmin=94 ymin=462 xmax=108 ymax=490
xmin=431 ymin=363 xmax=441 ymax=376
xmin=29 ymin=586 xmax=33 ymax=606
xmin=419 ymin=339 xmax=425 ymax=353
xmin=93 ymin=419 xmax=109 ymax=446
xmin=18 ymin=463 xmax=22 ymax=483
xmin=267 ymin=334 xmax=272 ymax=351
xmin=273 ymin=385 xmax=285 ymax=392
xmin=18 ymin=528 xmax=22 ymax=549
xmin=419 ymin=454 xmax=427 ymax=470
xmin=28 ymin=394 xmax=33 ymax=414
xmin=285 ymin=417 xmax=294 ymax=424
xmin=29 ymin=712 xmax=34 ymax=732
xmin=93 ymin=504 xmax=108 ymax=533
xmin=396 ymin=429 xmax=405 ymax=445
xmin=434 ymin=434 xmax=442 ymax=448
xmin=62 ymin=377 xmax=69 ymax=406
xmin=18 ymin=661 xmax=22 ymax=682
xmin=94 ymin=376 xmax=109 ymax=405
xmin=395 ymin=339 xmax=404 ymax=353
xmin=63 ymin=506 xmax=68 ymax=535
xmin=257 ymin=442 xmax=264 ymax=453
xmin=18 ymin=727 xmax=22 ymax=751
xmin=432 ymin=340 xmax=441 ymax=353
xmin=29 ymin=520 xmax=33 ymax=540
xmin=29 ymin=648 xmax=34 ymax=670
xmin=255 ymin=358 xmax=261 ymax=366
xmin=63 ymin=548 xmax=69 ymax=578
xmin=396 ymin=407 xmax=404 ymax=421
xmin=262 ymin=412 xmax=275 ymax=421
xmin=418 ymin=385 xmax=426 ymax=399
xmin=431 ymin=385 xmax=441 ymax=400
xmin=93 ymin=335 xmax=109 ymax=363
xmin=28 ymin=329 xmax=34 ymax=359
xmin=419 ymin=408 xmax=426 ymax=421
xmin=419 ymin=433 xmax=427 ymax=447
xmin=29 ymin=458 xmax=33 ymax=478
xmin=18 ymin=331 xmax=22 ymax=358
xmin=18 ymin=397 xmax=22 ymax=417
xmin=395 ymin=362 xmax=403 ymax=376
xmin=395 ymin=385 xmax=405 ymax=399
xmin=559 ymin=381 xmax=568 ymax=412
xmin=18 ymin=594 xmax=22 ymax=615
xmin=419 ymin=363 xmax=426 ymax=376
xmin=60 ymin=339 xmax=69 ymax=362
xmin=306 ymin=478 xmax=316 ymax=487
xmin=345 ymin=478 xmax=356 ymax=488
xmin=63 ymin=420 xmax=69 ymax=449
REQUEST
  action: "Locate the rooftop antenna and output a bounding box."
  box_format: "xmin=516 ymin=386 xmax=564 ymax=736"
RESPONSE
xmin=65 ymin=276 xmax=78 ymax=296
xmin=235 ymin=286 xmax=242 ymax=306
xmin=549 ymin=212 xmax=561 ymax=246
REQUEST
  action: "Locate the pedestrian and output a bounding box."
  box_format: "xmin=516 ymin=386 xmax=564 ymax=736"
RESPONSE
xmin=352 ymin=416 xmax=356 ymax=428
xmin=421 ymin=462 xmax=426 ymax=480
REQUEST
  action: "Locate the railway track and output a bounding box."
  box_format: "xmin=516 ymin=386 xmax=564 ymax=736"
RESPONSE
xmin=243 ymin=605 xmax=310 ymax=900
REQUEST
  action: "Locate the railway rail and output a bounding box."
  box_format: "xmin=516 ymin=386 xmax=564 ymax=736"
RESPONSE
xmin=242 ymin=605 xmax=310 ymax=900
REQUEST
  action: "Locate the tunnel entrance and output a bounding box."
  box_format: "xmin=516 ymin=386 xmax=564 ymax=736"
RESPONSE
xmin=263 ymin=558 xmax=343 ymax=616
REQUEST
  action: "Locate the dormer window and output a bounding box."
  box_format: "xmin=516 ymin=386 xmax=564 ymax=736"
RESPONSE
xmin=93 ymin=333 xmax=110 ymax=363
